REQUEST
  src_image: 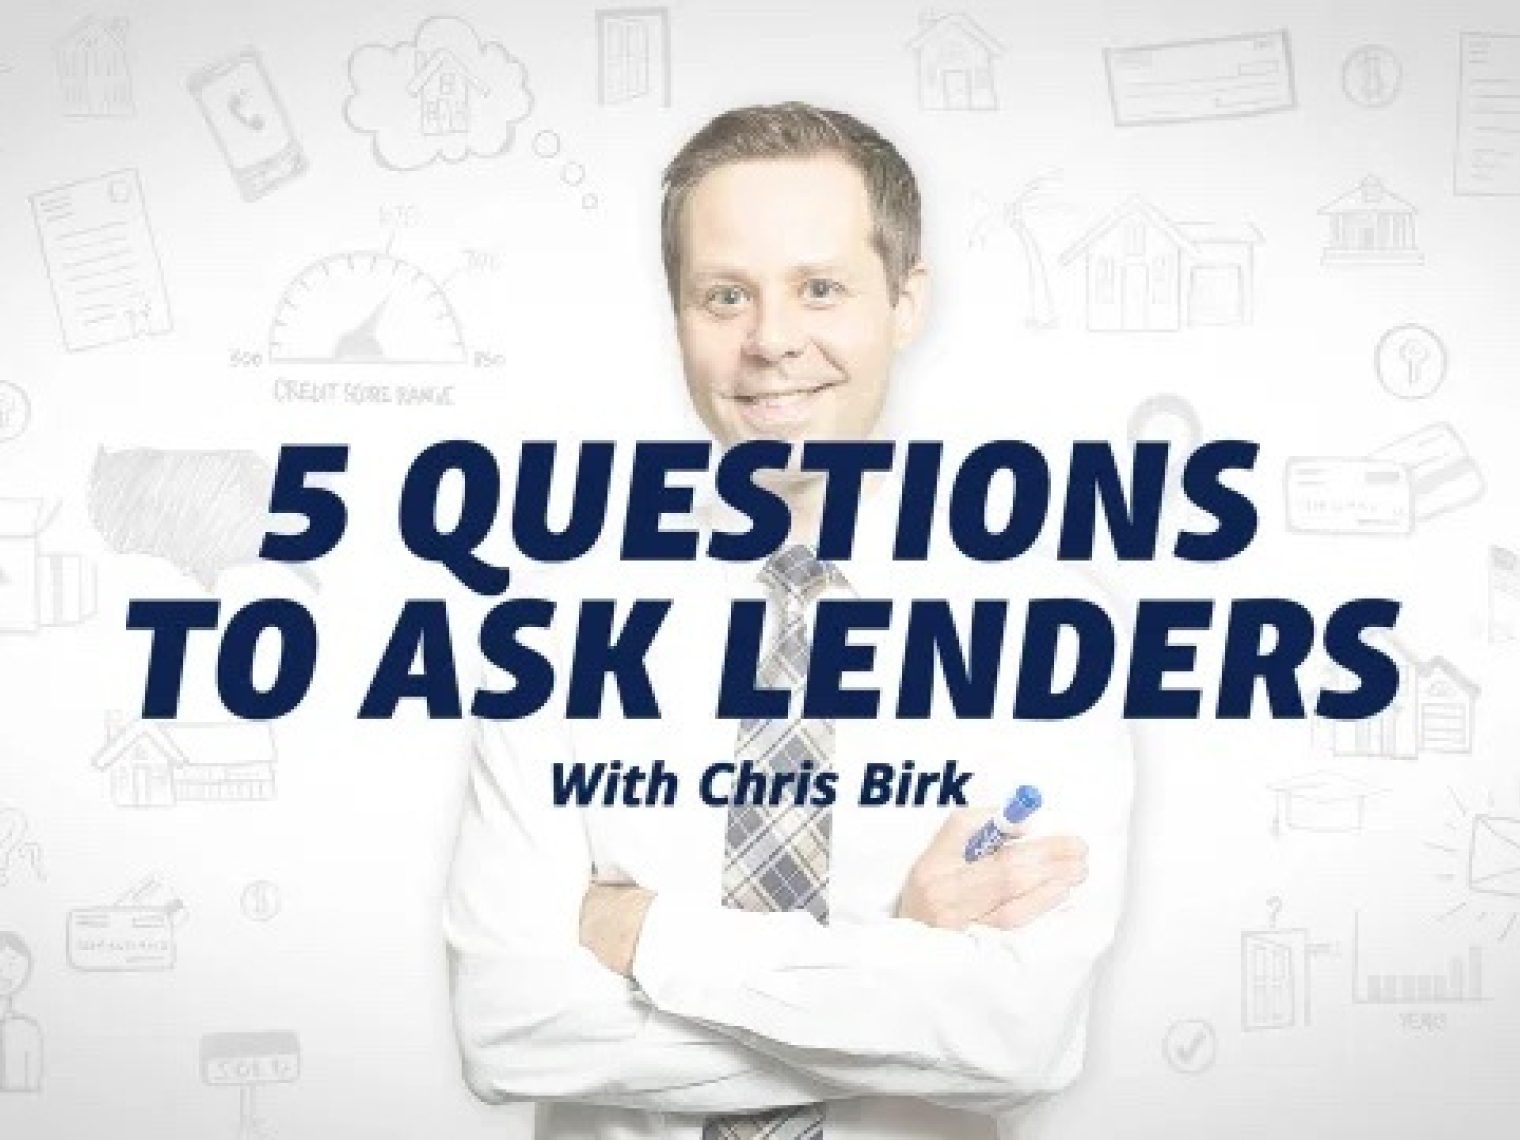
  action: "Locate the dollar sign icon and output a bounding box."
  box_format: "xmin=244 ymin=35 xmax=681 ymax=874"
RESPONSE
xmin=1361 ymin=55 xmax=1383 ymax=102
xmin=241 ymin=880 xmax=282 ymax=922
xmin=0 ymin=382 xmax=30 ymax=443
xmin=1344 ymin=47 xmax=1400 ymax=108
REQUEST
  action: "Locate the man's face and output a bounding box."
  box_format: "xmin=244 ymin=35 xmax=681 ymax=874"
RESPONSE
xmin=673 ymin=155 xmax=927 ymax=450
xmin=0 ymin=941 xmax=30 ymax=999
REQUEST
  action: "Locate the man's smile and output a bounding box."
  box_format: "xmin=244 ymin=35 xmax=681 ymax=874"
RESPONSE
xmin=727 ymin=381 xmax=841 ymax=428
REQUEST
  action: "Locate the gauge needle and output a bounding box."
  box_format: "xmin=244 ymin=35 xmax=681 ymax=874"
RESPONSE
xmin=333 ymin=294 xmax=391 ymax=360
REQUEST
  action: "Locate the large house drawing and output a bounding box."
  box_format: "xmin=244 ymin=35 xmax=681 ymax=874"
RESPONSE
xmin=92 ymin=716 xmax=277 ymax=807
xmin=1331 ymin=635 xmax=1478 ymax=759
xmin=408 ymin=49 xmax=488 ymax=136
xmin=1319 ymin=176 xmax=1422 ymax=266
xmin=908 ymin=13 xmax=1002 ymax=111
xmin=1060 ymin=197 xmax=1262 ymax=331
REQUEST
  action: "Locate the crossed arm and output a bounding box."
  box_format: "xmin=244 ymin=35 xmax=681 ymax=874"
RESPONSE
xmin=444 ymin=695 xmax=1133 ymax=1119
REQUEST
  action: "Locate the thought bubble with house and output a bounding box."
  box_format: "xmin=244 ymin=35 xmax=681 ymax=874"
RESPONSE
xmin=344 ymin=16 xmax=533 ymax=171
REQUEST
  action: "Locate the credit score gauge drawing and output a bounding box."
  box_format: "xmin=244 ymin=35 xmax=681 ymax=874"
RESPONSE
xmin=268 ymin=251 xmax=467 ymax=364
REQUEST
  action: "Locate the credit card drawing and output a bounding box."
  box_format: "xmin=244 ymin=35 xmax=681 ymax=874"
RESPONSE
xmin=188 ymin=48 xmax=307 ymax=201
xmin=66 ymin=906 xmax=176 ymax=971
xmin=1284 ymin=458 xmax=1412 ymax=535
xmin=1371 ymin=423 xmax=1485 ymax=522
xmin=65 ymin=877 xmax=183 ymax=971
xmin=30 ymin=170 xmax=171 ymax=352
xmin=1106 ymin=30 xmax=1295 ymax=126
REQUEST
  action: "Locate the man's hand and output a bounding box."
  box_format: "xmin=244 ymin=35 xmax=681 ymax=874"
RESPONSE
xmin=897 ymin=808 xmax=1088 ymax=931
xmin=580 ymin=881 xmax=655 ymax=977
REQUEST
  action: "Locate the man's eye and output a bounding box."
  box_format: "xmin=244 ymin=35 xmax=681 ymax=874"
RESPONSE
xmin=704 ymin=285 xmax=748 ymax=312
xmin=802 ymin=278 xmax=844 ymax=302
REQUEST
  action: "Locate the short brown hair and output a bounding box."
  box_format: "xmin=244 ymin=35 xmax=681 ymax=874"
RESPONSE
xmin=660 ymin=101 xmax=922 ymax=305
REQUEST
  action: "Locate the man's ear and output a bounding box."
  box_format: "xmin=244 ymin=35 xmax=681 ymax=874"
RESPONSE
xmin=892 ymin=263 xmax=930 ymax=350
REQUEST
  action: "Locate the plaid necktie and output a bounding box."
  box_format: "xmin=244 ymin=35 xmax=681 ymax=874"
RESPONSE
xmin=703 ymin=544 xmax=845 ymax=1140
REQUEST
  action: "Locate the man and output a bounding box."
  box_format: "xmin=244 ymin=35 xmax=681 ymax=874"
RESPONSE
xmin=446 ymin=102 xmax=1132 ymax=1139
xmin=0 ymin=931 xmax=43 ymax=1093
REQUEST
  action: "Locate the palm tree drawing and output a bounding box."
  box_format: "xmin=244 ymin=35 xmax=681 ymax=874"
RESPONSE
xmin=968 ymin=173 xmax=1062 ymax=330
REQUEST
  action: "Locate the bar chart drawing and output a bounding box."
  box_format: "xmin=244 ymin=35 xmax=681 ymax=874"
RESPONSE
xmin=1350 ymin=912 xmax=1485 ymax=1005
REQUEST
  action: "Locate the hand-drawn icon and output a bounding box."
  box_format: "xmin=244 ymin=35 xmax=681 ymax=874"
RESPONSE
xmin=529 ymin=131 xmax=600 ymax=209
xmin=88 ymin=446 xmax=319 ymax=591
xmin=1351 ymin=911 xmax=1484 ymax=1005
xmin=0 ymin=499 xmax=96 ymax=634
xmin=1284 ymin=458 xmax=1410 ymax=535
xmin=1128 ymin=394 xmax=1201 ymax=455
xmin=1490 ymin=546 xmax=1519 ymax=643
xmin=345 ymin=16 xmax=533 ymax=171
xmin=1370 ymin=423 xmax=1485 ymax=521
xmin=1106 ymin=30 xmax=1295 ymax=126
xmin=1327 ymin=632 xmax=1477 ymax=760
xmin=241 ymin=882 xmax=281 ymax=923
xmin=0 ymin=932 xmax=43 ymax=1092
xmin=202 ymin=1031 xmax=300 ymax=1140
xmin=31 ymin=169 xmax=172 ymax=351
xmin=1319 ymin=176 xmax=1422 ymax=266
xmin=1270 ymin=771 xmax=1382 ymax=834
xmin=1342 ymin=45 xmax=1400 ymax=107
xmin=1456 ymin=33 xmax=1520 ymax=196
xmin=1468 ymin=815 xmax=1520 ymax=899
xmin=1241 ymin=897 xmax=1332 ymax=1030
xmin=1427 ymin=786 xmax=1520 ymax=942
xmin=268 ymin=249 xmax=467 ymax=364
xmin=1376 ymin=324 xmax=1446 ymax=399
xmin=0 ymin=383 xmax=30 ymax=444
xmin=1285 ymin=423 xmax=1484 ymax=535
xmin=597 ymin=8 xmax=670 ymax=107
xmin=1060 ymin=198 xmax=1261 ymax=331
xmin=1127 ymin=393 xmax=1202 ymax=516
xmin=907 ymin=12 xmax=1002 ymax=111
xmin=188 ymin=49 xmax=307 ymax=202
xmin=92 ymin=714 xmax=279 ymax=808
xmin=56 ymin=14 xmax=133 ymax=117
xmin=0 ymin=806 xmax=45 ymax=886
xmin=67 ymin=877 xmax=185 ymax=972
xmin=968 ymin=174 xmax=1063 ymax=329
xmin=1161 ymin=1019 xmax=1216 ymax=1074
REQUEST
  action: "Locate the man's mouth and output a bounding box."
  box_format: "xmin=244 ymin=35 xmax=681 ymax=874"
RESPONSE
xmin=727 ymin=381 xmax=839 ymax=430
xmin=730 ymin=381 xmax=838 ymax=407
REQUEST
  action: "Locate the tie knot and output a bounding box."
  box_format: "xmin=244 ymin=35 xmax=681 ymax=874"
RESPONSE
xmin=760 ymin=544 xmax=844 ymax=609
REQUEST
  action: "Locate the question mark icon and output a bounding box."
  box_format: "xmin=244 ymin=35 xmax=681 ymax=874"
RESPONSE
xmin=0 ymin=808 xmax=25 ymax=885
xmin=0 ymin=807 xmax=44 ymax=885
xmin=1266 ymin=896 xmax=1283 ymax=929
xmin=17 ymin=843 xmax=44 ymax=882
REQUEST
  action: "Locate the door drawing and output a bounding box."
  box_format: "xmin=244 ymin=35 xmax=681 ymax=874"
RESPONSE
xmin=1121 ymin=263 xmax=1150 ymax=330
xmin=598 ymin=9 xmax=669 ymax=107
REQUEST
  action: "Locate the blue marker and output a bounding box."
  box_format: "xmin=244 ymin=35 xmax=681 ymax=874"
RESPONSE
xmin=963 ymin=785 xmax=1043 ymax=862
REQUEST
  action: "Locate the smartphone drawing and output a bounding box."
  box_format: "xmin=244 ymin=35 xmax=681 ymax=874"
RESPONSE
xmin=188 ymin=48 xmax=307 ymax=201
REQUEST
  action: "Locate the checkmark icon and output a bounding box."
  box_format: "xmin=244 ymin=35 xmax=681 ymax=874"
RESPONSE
xmin=1163 ymin=1019 xmax=1216 ymax=1074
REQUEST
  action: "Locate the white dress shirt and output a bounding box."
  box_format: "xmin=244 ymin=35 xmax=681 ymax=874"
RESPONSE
xmin=445 ymin=475 xmax=1134 ymax=1139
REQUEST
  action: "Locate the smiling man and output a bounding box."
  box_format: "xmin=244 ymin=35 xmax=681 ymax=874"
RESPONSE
xmin=446 ymin=102 xmax=1133 ymax=1140
xmin=663 ymin=107 xmax=926 ymax=544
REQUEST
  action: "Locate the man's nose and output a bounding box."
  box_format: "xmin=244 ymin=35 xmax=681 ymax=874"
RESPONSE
xmin=743 ymin=298 xmax=807 ymax=363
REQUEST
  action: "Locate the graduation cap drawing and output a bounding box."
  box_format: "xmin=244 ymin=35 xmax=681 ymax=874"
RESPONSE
xmin=1467 ymin=815 xmax=1520 ymax=898
xmin=1271 ymin=771 xmax=1384 ymax=834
